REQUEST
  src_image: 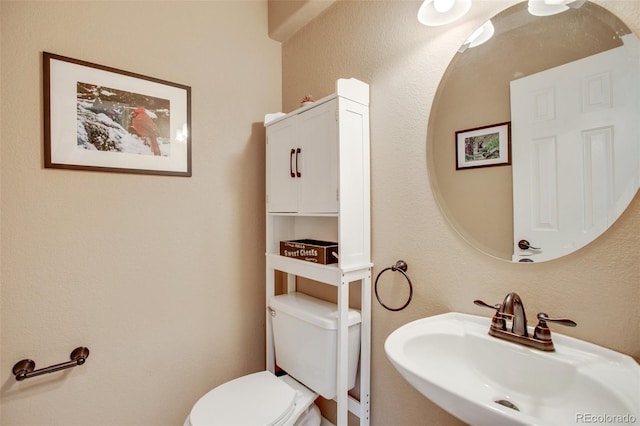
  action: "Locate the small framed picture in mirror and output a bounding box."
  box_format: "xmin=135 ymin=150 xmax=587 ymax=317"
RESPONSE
xmin=455 ymin=122 xmax=510 ymax=170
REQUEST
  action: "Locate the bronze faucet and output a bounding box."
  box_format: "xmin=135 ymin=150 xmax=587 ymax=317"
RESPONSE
xmin=474 ymin=292 xmax=577 ymax=351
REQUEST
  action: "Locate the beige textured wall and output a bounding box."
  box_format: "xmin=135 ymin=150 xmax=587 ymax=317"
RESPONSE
xmin=0 ymin=1 xmax=280 ymax=425
xmin=282 ymin=1 xmax=639 ymax=425
xmin=268 ymin=0 xmax=336 ymax=42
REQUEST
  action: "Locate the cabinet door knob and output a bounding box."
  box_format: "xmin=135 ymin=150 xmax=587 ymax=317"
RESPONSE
xmin=295 ymin=148 xmax=302 ymax=177
xmin=290 ymin=149 xmax=296 ymax=178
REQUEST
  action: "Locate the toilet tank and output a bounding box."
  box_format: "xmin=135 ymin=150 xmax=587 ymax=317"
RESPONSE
xmin=268 ymin=292 xmax=361 ymax=400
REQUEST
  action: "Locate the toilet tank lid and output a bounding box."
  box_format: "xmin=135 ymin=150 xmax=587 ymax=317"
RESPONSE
xmin=269 ymin=292 xmax=361 ymax=330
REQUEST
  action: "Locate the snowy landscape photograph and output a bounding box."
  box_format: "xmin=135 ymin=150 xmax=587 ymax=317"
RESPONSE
xmin=77 ymin=82 xmax=171 ymax=157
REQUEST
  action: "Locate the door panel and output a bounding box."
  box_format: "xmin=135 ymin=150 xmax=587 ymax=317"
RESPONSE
xmin=266 ymin=117 xmax=298 ymax=213
xmin=297 ymin=101 xmax=339 ymax=213
xmin=511 ymin=37 xmax=639 ymax=261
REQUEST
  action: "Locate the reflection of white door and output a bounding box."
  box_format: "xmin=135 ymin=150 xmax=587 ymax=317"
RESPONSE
xmin=511 ymin=35 xmax=639 ymax=262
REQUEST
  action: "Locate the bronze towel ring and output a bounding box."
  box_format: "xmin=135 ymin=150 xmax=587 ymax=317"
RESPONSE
xmin=374 ymin=260 xmax=413 ymax=311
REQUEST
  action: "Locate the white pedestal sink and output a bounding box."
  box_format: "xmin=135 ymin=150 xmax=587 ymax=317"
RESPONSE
xmin=385 ymin=313 xmax=639 ymax=426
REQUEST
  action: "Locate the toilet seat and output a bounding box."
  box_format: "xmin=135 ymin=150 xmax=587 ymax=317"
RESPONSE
xmin=189 ymin=371 xmax=296 ymax=426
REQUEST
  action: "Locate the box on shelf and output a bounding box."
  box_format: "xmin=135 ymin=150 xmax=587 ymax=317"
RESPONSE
xmin=279 ymin=239 xmax=339 ymax=264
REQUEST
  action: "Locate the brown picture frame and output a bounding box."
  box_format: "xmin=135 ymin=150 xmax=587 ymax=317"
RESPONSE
xmin=455 ymin=122 xmax=511 ymax=170
xmin=44 ymin=52 xmax=191 ymax=177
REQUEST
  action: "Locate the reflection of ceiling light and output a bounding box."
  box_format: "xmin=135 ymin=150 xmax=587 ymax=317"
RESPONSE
xmin=528 ymin=0 xmax=570 ymax=16
xmin=418 ymin=0 xmax=472 ymax=26
xmin=434 ymin=0 xmax=455 ymax=13
xmin=458 ymin=20 xmax=495 ymax=52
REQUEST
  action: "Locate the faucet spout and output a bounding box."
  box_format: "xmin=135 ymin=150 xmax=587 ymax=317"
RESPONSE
xmin=499 ymin=292 xmax=528 ymax=337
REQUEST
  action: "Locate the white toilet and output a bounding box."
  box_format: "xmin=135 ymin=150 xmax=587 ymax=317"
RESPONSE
xmin=184 ymin=292 xmax=362 ymax=426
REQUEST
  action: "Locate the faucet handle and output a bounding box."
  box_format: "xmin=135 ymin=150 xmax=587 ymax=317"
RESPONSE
xmin=536 ymin=312 xmax=577 ymax=327
xmin=534 ymin=312 xmax=577 ymax=342
xmin=473 ymin=299 xmax=500 ymax=311
xmin=474 ymin=299 xmax=507 ymax=330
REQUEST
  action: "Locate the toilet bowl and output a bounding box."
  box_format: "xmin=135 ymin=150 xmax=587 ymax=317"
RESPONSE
xmin=184 ymin=371 xmax=320 ymax=426
xmin=185 ymin=292 xmax=361 ymax=426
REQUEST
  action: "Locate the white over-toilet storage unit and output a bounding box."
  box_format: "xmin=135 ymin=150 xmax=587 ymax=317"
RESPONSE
xmin=265 ymin=78 xmax=372 ymax=426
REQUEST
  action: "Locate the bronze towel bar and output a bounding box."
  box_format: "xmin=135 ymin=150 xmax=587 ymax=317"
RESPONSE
xmin=12 ymin=346 xmax=90 ymax=381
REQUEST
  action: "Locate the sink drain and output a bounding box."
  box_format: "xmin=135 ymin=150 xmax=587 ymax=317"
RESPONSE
xmin=495 ymin=399 xmax=520 ymax=411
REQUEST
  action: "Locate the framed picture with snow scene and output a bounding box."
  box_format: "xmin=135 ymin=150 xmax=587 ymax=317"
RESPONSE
xmin=43 ymin=52 xmax=191 ymax=176
xmin=455 ymin=122 xmax=510 ymax=170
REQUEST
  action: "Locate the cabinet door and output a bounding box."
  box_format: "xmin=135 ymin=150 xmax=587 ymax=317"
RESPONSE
xmin=266 ymin=117 xmax=298 ymax=213
xmin=297 ymin=101 xmax=339 ymax=213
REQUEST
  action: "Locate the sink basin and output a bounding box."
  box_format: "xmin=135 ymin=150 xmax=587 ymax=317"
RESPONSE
xmin=385 ymin=312 xmax=640 ymax=426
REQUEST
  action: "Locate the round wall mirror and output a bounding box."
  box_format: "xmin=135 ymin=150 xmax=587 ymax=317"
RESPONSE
xmin=427 ymin=1 xmax=639 ymax=263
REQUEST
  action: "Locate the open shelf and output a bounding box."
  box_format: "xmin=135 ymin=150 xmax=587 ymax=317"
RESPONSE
xmin=267 ymin=253 xmax=372 ymax=286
